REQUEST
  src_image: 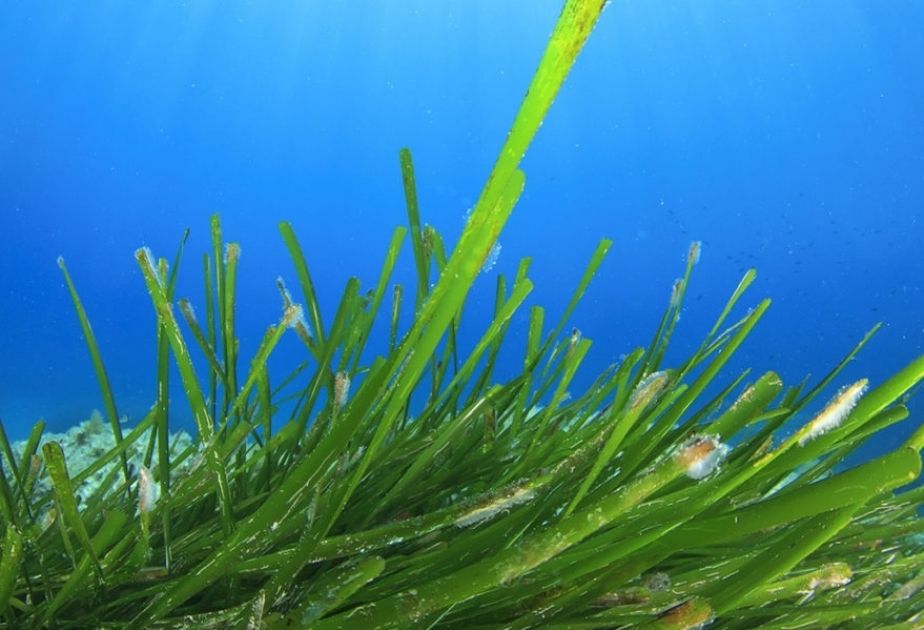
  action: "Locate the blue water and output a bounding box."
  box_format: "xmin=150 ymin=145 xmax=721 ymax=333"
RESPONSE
xmin=1 ymin=1 xmax=922 ymax=460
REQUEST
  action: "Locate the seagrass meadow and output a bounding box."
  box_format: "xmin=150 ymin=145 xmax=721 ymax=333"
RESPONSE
xmin=2 ymin=0 xmax=924 ymax=628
